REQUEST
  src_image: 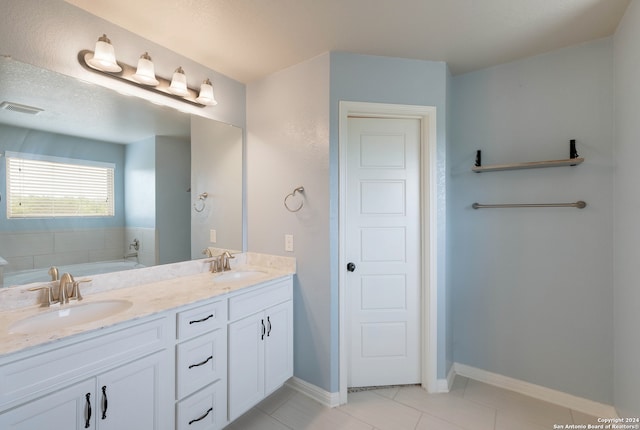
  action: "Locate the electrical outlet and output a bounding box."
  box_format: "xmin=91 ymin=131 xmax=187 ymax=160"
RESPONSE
xmin=210 ymin=229 xmax=217 ymax=243
xmin=285 ymin=234 xmax=294 ymax=252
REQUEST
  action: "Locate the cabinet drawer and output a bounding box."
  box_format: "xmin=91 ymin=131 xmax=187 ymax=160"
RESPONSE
xmin=176 ymin=300 xmax=226 ymax=340
xmin=228 ymin=279 xmax=292 ymax=321
xmin=176 ymin=381 xmax=227 ymax=430
xmin=0 ymin=316 xmax=168 ymax=410
xmin=176 ymin=329 xmax=226 ymax=400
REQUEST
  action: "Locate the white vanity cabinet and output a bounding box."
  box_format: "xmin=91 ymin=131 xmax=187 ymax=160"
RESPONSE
xmin=0 ymin=316 xmax=172 ymax=430
xmin=227 ymin=278 xmax=293 ymax=421
xmin=0 ymin=267 xmax=295 ymax=430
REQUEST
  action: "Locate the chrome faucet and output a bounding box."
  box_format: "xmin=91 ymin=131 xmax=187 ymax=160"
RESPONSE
xmin=206 ymin=250 xmax=234 ymax=273
xmin=202 ymin=248 xmax=213 ymax=258
xmin=129 ymin=238 xmax=140 ymax=251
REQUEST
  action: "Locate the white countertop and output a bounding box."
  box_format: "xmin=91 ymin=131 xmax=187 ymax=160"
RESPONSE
xmin=0 ymin=253 xmax=295 ymax=358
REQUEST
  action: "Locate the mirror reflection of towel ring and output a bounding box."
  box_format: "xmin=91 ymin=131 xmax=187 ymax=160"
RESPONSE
xmin=284 ymin=186 xmax=304 ymax=212
xmin=194 ymin=192 xmax=208 ymax=212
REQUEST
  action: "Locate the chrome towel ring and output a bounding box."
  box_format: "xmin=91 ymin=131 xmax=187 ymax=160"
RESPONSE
xmin=284 ymin=186 xmax=304 ymax=212
xmin=194 ymin=192 xmax=208 ymax=212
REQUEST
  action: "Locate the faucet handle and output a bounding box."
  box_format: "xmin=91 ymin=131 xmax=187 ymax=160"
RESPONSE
xmin=28 ymin=285 xmax=56 ymax=307
xmin=48 ymin=266 xmax=59 ymax=281
xmin=69 ymin=279 xmax=91 ymax=302
xmin=222 ymin=251 xmax=234 ymax=271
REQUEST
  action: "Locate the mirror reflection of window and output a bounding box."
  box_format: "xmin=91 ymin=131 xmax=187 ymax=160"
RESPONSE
xmin=6 ymin=152 xmax=115 ymax=219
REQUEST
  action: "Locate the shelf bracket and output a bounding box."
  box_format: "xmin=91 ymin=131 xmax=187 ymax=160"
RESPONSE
xmin=569 ymin=139 xmax=579 ymax=165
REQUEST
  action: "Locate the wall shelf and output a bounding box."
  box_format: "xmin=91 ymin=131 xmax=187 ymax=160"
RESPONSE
xmin=473 ymin=140 xmax=583 ymax=173
xmin=472 ymin=157 xmax=584 ymax=172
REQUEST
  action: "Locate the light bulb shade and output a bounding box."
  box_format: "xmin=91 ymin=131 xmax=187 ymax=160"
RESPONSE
xmin=196 ymin=79 xmax=218 ymax=106
xmin=168 ymin=67 xmax=189 ymax=96
xmin=87 ymin=34 xmax=122 ymax=73
xmin=132 ymin=52 xmax=159 ymax=86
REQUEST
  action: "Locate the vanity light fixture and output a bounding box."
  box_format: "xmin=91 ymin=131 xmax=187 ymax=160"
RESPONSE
xmin=86 ymin=34 xmax=122 ymax=73
xmin=131 ymin=52 xmax=159 ymax=86
xmin=168 ymin=67 xmax=189 ymax=96
xmin=196 ymin=79 xmax=218 ymax=106
xmin=78 ymin=34 xmax=217 ymax=108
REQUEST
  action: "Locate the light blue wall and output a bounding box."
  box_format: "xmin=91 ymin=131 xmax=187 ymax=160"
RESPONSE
xmin=156 ymin=136 xmax=190 ymax=264
xmin=450 ymin=38 xmax=614 ymax=404
xmin=330 ymin=52 xmax=450 ymax=382
xmin=248 ymin=51 xmax=450 ymax=396
xmin=613 ymin=0 xmax=640 ymax=417
xmin=247 ymin=53 xmax=332 ymax=392
xmin=124 ymin=138 xmax=155 ymax=229
xmin=0 ymin=124 xmax=126 ymax=230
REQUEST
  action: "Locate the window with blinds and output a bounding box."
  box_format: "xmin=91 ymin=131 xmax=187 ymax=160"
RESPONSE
xmin=5 ymin=152 xmax=115 ymax=218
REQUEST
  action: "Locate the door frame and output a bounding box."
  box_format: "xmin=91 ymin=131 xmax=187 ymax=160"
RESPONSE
xmin=338 ymin=101 xmax=438 ymax=404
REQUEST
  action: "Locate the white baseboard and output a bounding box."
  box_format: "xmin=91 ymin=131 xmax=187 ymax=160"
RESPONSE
xmin=453 ymin=363 xmax=618 ymax=418
xmin=435 ymin=365 xmax=456 ymax=393
xmin=286 ymin=377 xmax=341 ymax=408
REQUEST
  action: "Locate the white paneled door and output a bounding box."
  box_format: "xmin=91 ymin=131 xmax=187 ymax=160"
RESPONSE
xmin=346 ymin=117 xmax=421 ymax=387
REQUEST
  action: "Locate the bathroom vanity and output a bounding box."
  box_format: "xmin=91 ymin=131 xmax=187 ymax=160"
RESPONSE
xmin=0 ymin=253 xmax=294 ymax=430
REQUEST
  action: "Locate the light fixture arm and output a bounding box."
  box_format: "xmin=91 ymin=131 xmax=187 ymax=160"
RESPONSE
xmin=78 ymin=50 xmax=214 ymax=107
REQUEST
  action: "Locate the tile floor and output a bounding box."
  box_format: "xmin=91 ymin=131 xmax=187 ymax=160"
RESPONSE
xmin=226 ymin=376 xmax=602 ymax=430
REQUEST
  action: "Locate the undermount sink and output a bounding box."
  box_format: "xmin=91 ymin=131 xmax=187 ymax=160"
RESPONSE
xmin=212 ymin=270 xmax=267 ymax=283
xmin=9 ymin=300 xmax=133 ymax=335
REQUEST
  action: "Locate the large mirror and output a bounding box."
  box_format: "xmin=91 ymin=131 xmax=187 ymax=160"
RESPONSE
xmin=0 ymin=57 xmax=243 ymax=288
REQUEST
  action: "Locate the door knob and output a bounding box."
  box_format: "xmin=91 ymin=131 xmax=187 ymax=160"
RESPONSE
xmin=347 ymin=262 xmax=356 ymax=272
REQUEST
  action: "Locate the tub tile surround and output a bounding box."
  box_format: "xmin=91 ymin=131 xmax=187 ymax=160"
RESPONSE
xmin=0 ymin=252 xmax=295 ymax=356
xmin=0 ymin=227 xmax=159 ymax=287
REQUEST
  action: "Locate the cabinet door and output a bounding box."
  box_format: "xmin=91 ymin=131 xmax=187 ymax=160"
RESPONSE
xmin=228 ymin=313 xmax=265 ymax=421
xmin=0 ymin=379 xmax=94 ymax=430
xmin=264 ymin=300 xmax=294 ymax=395
xmin=96 ymin=351 xmax=170 ymax=430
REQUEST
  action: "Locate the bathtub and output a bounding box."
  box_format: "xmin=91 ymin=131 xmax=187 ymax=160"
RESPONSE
xmin=2 ymin=260 xmax=145 ymax=288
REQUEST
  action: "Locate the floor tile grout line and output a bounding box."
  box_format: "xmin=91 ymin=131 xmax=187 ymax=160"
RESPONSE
xmin=459 ymin=379 xmax=577 ymax=427
xmin=332 ymin=403 xmax=378 ymax=429
xmin=339 ymin=390 xmax=424 ymax=430
xmin=260 ymin=377 xmax=588 ymax=430
xmin=380 ymin=386 xmax=496 ymax=430
xmin=270 ymin=391 xmax=378 ymax=430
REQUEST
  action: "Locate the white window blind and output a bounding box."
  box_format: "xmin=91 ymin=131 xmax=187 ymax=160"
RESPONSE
xmin=5 ymin=152 xmax=115 ymax=218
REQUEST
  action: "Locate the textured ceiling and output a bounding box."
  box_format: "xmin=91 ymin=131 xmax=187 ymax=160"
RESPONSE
xmin=64 ymin=0 xmax=630 ymax=83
